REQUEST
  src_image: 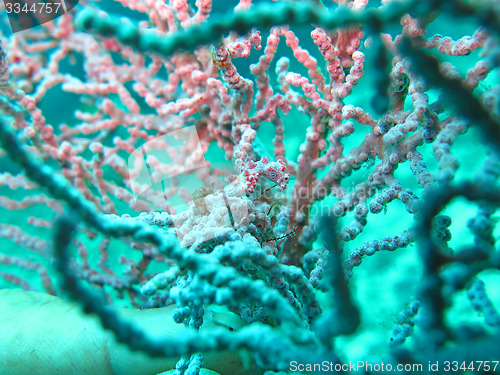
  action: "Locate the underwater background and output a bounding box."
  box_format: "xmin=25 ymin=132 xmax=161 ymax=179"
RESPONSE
xmin=0 ymin=0 xmax=499 ymax=374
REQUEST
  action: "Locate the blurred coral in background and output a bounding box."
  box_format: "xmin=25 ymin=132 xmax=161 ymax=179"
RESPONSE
xmin=0 ymin=0 xmax=500 ymax=373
